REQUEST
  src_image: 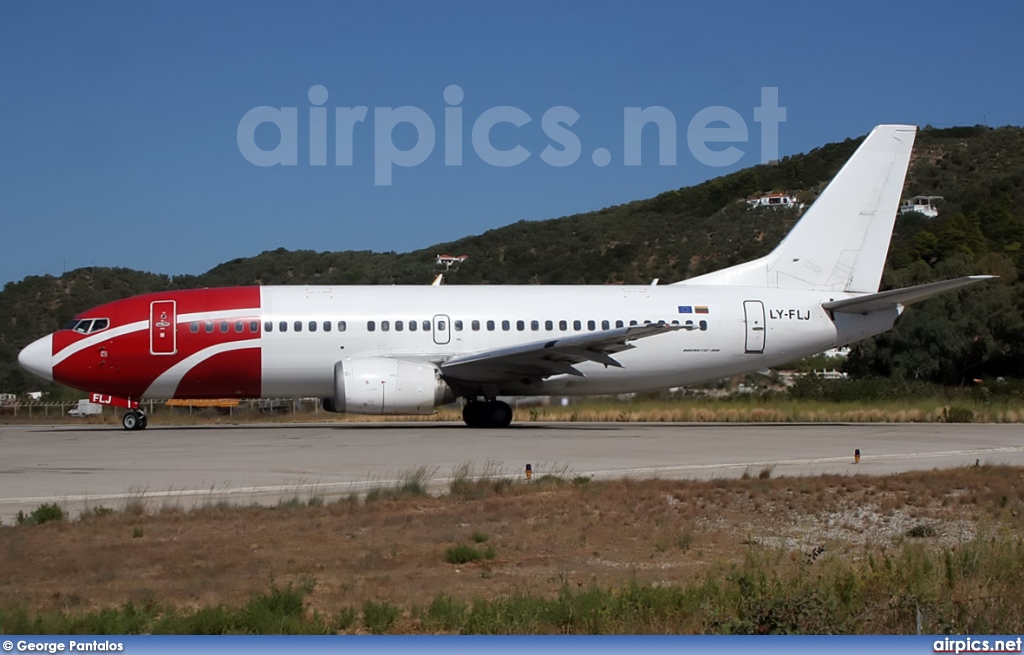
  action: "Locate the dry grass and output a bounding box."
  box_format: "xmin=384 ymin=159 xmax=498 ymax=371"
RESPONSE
xmin=2 ymin=464 xmax=1022 ymax=629
xmin=8 ymin=398 xmax=1024 ymax=428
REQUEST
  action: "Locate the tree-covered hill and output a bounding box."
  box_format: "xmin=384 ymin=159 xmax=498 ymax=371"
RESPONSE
xmin=3 ymin=125 xmax=1023 ymax=394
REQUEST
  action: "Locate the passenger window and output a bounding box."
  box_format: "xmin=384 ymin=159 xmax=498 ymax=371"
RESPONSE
xmin=205 ymin=321 xmax=214 ymax=333
xmin=573 ymin=320 xmax=582 ymax=331
xmin=279 ymin=321 xmax=288 ymax=332
xmin=615 ymin=320 xmax=624 ymax=328
xmin=629 ymin=320 xmax=638 ymax=326
xmin=235 ymin=321 xmax=244 ymax=333
xmin=409 ymin=320 xmax=418 ymax=332
xmin=545 ymin=320 xmax=553 ymax=331
xmin=294 ymin=321 xmax=302 ymax=332
xmin=472 ymin=320 xmax=480 ymax=331
xmin=382 ymin=320 xmax=390 ymax=332
xmin=190 ymin=322 xmax=199 ymax=333
xmin=602 ymin=320 xmax=610 ymax=330
xmin=454 ymin=320 xmax=463 ymax=331
xmin=367 ymin=321 xmax=375 ymax=332
xmin=338 ymin=321 xmax=347 ymax=332
xmin=308 ymin=321 xmax=317 ymax=332
xmin=531 ymin=320 xmax=539 ymax=331
xmin=501 ymin=320 xmax=510 ymax=331
xmin=220 ymin=321 xmax=229 ymax=333
xmin=422 ymin=320 xmax=430 ymax=331
xmin=438 ymin=320 xmax=446 ymax=331
xmin=250 ymin=321 xmax=259 ymax=332
xmin=486 ymin=320 xmax=495 ymax=331
xmin=265 ymin=321 xmax=273 ymax=332
xmin=516 ymin=320 xmax=525 ymax=331
xmin=559 ymin=320 xmax=567 ymax=331
xmin=323 ymin=321 xmax=331 ymax=332
xmin=396 ymin=320 xmax=404 ymax=332
xmin=699 ymin=320 xmax=708 ymax=331
xmin=587 ymin=320 xmax=596 ymax=331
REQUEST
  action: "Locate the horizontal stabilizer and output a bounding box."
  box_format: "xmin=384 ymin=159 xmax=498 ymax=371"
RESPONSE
xmin=822 ymin=276 xmax=996 ymax=314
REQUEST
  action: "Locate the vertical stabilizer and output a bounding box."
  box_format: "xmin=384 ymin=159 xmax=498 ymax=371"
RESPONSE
xmin=677 ymin=124 xmax=917 ymax=293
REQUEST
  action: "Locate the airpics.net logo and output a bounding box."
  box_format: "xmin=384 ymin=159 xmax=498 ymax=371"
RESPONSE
xmin=236 ymin=85 xmax=787 ymax=186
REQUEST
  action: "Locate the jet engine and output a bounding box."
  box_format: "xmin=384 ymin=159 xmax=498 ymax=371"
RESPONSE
xmin=321 ymin=358 xmax=454 ymax=415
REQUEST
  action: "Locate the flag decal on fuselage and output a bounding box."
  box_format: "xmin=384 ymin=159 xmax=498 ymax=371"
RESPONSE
xmin=678 ymin=306 xmax=709 ymax=314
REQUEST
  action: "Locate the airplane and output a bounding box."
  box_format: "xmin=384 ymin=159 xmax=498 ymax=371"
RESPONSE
xmin=17 ymin=124 xmax=993 ymax=430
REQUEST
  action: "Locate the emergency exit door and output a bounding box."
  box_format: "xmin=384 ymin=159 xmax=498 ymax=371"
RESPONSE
xmin=743 ymin=300 xmax=766 ymax=354
xmin=150 ymin=300 xmax=177 ymax=355
xmin=432 ymin=314 xmax=451 ymax=345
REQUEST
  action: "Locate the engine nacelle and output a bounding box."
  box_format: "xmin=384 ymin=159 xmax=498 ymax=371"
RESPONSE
xmin=322 ymin=358 xmax=454 ymax=415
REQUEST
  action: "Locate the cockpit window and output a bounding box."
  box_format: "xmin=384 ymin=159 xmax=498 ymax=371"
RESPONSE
xmin=64 ymin=318 xmax=110 ymax=334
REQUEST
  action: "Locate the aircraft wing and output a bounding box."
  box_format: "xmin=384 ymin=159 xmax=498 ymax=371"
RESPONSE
xmin=440 ymin=324 xmax=682 ymax=382
xmin=822 ymin=276 xmax=996 ymax=314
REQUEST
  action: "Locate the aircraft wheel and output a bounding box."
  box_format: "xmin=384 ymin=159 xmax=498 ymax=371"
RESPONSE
xmin=122 ymin=410 xmax=147 ymax=431
xmin=122 ymin=412 xmax=138 ymax=431
xmin=462 ymin=401 xmax=484 ymax=428
xmin=463 ymin=400 xmax=513 ymax=428
xmin=488 ymin=401 xmax=513 ymax=428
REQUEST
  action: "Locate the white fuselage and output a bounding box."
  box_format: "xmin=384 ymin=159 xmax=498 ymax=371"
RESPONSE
xmin=255 ymin=285 xmax=898 ymax=398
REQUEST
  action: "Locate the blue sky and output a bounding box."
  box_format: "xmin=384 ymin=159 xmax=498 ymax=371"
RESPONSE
xmin=1 ymin=0 xmax=1022 ymax=286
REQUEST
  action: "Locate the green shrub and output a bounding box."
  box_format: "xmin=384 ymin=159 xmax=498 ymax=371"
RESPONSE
xmin=445 ymin=544 xmax=482 ymax=564
xmin=423 ymin=595 xmax=467 ymax=632
xmin=471 ymin=531 xmax=489 ymax=543
xmin=906 ymin=523 xmax=937 ymax=538
xmin=362 ymin=600 xmax=400 ymax=634
xmin=334 ymin=607 xmax=358 ymax=631
xmin=29 ymin=503 xmax=65 ymax=524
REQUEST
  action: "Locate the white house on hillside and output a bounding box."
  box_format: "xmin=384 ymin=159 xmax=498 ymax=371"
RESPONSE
xmin=900 ymin=195 xmax=942 ymax=218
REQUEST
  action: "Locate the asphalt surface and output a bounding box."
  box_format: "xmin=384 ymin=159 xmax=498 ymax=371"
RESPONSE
xmin=1 ymin=422 xmax=1022 ymax=522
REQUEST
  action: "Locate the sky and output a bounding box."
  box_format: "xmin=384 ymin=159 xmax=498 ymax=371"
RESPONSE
xmin=1 ymin=0 xmax=1022 ymax=286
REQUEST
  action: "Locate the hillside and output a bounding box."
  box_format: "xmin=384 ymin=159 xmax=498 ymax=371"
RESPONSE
xmin=3 ymin=125 xmax=1024 ymax=394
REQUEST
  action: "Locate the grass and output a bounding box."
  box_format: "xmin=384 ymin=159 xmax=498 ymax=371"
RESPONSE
xmin=2 ymin=464 xmax=1023 ymax=633
xmin=3 ymin=533 xmax=1023 ymax=633
xmin=364 ymin=466 xmax=436 ymax=503
xmin=9 ymin=391 xmax=1024 ymax=428
xmin=516 ymin=397 xmax=1024 ymax=424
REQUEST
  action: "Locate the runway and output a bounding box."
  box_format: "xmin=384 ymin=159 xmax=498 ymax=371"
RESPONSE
xmin=1 ymin=422 xmax=1022 ymax=522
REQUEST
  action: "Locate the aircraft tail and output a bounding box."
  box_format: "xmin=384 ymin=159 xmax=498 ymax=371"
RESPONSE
xmin=676 ymin=124 xmax=917 ymax=293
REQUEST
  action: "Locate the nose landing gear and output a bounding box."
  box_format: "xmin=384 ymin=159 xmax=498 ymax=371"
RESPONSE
xmin=122 ymin=410 xmax=148 ymax=431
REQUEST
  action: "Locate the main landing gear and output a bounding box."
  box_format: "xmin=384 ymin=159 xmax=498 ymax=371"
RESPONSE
xmin=122 ymin=410 xmax=148 ymax=431
xmin=462 ymin=399 xmax=513 ymax=428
